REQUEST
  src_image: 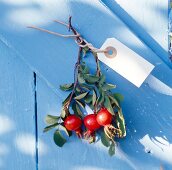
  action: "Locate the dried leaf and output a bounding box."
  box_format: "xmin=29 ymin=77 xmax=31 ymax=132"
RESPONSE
xmin=116 ymin=109 xmax=126 ymax=137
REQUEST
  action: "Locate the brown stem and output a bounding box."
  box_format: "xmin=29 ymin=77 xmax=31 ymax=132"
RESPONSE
xmin=68 ymin=16 xmax=86 ymax=46
xmin=66 ymin=47 xmax=82 ymax=108
xmin=95 ymin=54 xmax=101 ymax=77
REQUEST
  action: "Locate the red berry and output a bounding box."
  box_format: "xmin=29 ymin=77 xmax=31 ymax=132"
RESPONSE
xmin=64 ymin=115 xmax=82 ymax=131
xmin=84 ymin=114 xmax=101 ymax=132
xmin=96 ymin=108 xmax=112 ymax=126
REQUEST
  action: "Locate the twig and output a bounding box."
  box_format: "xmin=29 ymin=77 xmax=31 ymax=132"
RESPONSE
xmin=66 ymin=47 xmax=82 ymax=109
xmin=53 ymin=20 xmax=69 ymax=27
xmin=27 ymin=26 xmax=80 ymax=38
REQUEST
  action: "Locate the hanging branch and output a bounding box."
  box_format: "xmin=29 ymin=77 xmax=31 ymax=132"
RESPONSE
xmin=29 ymin=16 xmax=126 ymax=156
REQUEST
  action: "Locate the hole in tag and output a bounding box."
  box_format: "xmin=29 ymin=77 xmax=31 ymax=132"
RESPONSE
xmin=108 ymin=50 xmax=113 ymax=55
xmin=104 ymin=46 xmax=117 ymax=59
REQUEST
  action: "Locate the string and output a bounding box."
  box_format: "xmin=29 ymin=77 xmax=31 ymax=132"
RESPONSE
xmin=28 ymin=19 xmax=108 ymax=53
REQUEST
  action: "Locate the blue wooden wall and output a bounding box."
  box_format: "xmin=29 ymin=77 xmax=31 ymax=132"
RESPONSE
xmin=0 ymin=0 xmax=172 ymax=170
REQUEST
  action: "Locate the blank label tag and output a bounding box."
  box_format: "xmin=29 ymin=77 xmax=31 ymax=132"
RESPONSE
xmin=98 ymin=38 xmax=155 ymax=87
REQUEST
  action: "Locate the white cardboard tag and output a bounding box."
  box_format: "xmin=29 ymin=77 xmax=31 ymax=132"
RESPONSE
xmin=97 ymin=38 xmax=155 ymax=87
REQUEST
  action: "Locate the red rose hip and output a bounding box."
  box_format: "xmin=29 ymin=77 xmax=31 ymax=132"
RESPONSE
xmin=96 ymin=108 xmax=112 ymax=126
xmin=84 ymin=114 xmax=101 ymax=132
xmin=64 ymin=115 xmax=82 ymax=137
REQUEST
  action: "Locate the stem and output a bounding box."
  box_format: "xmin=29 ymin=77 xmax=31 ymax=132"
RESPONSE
xmin=93 ymin=52 xmax=101 ymax=77
xmin=66 ymin=47 xmax=82 ymax=108
xmin=68 ymin=16 xmax=86 ymax=46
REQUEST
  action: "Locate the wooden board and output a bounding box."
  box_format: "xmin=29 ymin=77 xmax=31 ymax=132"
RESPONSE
xmin=0 ymin=0 xmax=170 ymax=89
xmin=0 ymin=40 xmax=36 ymax=170
xmin=0 ymin=0 xmax=172 ymax=169
xmin=101 ymin=0 xmax=170 ymax=66
xmin=36 ymin=76 xmax=135 ymax=170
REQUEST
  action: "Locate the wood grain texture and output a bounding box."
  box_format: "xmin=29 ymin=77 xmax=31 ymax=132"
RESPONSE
xmin=0 ymin=40 xmax=36 ymax=170
xmin=0 ymin=0 xmax=172 ymax=169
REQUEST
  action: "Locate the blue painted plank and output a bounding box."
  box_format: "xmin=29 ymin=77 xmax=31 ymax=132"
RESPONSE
xmin=36 ymin=67 xmax=172 ymax=170
xmin=101 ymin=0 xmax=170 ymax=67
xmin=0 ymin=1 xmax=172 ymax=169
xmin=36 ymin=76 xmax=135 ymax=170
xmin=108 ymin=0 xmax=168 ymax=51
xmin=0 ymin=0 xmax=169 ymax=89
xmin=0 ymin=41 xmax=36 ymax=170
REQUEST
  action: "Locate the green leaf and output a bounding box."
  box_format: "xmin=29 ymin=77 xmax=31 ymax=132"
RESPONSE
xmin=60 ymin=83 xmax=74 ymax=91
xmin=76 ymin=87 xmax=81 ymax=93
xmin=59 ymin=125 xmax=72 ymax=137
xmin=72 ymin=102 xmax=83 ymax=117
xmin=116 ymin=109 xmax=126 ymax=137
xmin=43 ymin=122 xmax=59 ymax=133
xmin=80 ymin=84 xmax=92 ymax=91
xmin=99 ymin=75 xmax=106 ymax=85
xmin=62 ymin=92 xmax=72 ymax=106
xmin=84 ymin=94 xmax=93 ymax=103
xmin=97 ymin=90 xmax=105 ymax=106
xmin=76 ymin=100 xmax=85 ymax=108
xmin=83 ymin=46 xmax=89 ymax=56
xmin=80 ymin=64 xmax=89 ymax=74
xmin=84 ymin=74 xmax=99 ymax=84
xmin=45 ymin=115 xmax=60 ymax=125
xmin=88 ymin=103 xmax=94 ymax=110
xmin=108 ymin=95 xmax=120 ymax=108
xmin=61 ymin=107 xmax=67 ymax=119
xmin=102 ymin=83 xmax=116 ymax=91
xmin=113 ymin=93 xmax=124 ymax=103
xmin=108 ymin=141 xmax=115 ymax=156
xmin=53 ymin=130 xmax=66 ymax=147
xmin=78 ymin=73 xmax=85 ymax=83
xmin=92 ymin=90 xmax=97 ymax=106
xmin=104 ymin=96 xmax=114 ymax=115
xmin=74 ymin=92 xmax=88 ymax=100
xmin=101 ymin=132 xmax=110 ymax=147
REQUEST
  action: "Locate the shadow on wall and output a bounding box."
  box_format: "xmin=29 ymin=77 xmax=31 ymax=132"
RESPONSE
xmin=0 ymin=0 xmax=172 ymax=170
xmin=0 ymin=114 xmax=47 ymax=169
